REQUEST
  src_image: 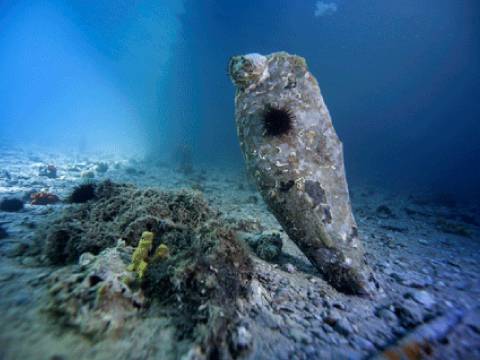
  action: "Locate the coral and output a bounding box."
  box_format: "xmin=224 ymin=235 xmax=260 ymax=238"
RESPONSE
xmin=127 ymin=231 xmax=154 ymax=280
xmin=0 ymin=197 xmax=24 ymax=212
xmin=68 ymin=183 xmax=97 ymax=203
xmin=30 ymin=192 xmax=60 ymax=205
xmin=39 ymin=164 xmax=57 ymax=178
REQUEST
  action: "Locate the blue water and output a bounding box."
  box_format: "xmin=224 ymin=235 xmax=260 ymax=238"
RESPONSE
xmin=1 ymin=0 xmax=479 ymax=202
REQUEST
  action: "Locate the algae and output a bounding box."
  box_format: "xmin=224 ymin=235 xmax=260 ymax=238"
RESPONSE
xmin=42 ymin=180 xmax=214 ymax=265
xmin=40 ymin=180 xmax=253 ymax=358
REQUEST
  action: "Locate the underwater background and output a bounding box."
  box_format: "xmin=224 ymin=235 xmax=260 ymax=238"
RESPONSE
xmin=1 ymin=0 xmax=479 ymax=202
xmin=1 ymin=2 xmax=480 ymax=359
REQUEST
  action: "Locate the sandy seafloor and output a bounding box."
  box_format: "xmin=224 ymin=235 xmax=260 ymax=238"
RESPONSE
xmin=0 ymin=145 xmax=479 ymax=360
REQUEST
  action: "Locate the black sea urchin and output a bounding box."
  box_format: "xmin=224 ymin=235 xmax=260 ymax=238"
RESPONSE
xmin=262 ymin=105 xmax=295 ymax=137
xmin=69 ymin=183 xmax=97 ymax=203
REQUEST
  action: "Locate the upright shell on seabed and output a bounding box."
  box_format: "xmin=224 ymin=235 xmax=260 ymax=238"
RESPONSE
xmin=229 ymin=52 xmax=378 ymax=296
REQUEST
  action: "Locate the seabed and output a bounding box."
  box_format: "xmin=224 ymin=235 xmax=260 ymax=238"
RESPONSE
xmin=0 ymin=145 xmax=479 ymax=360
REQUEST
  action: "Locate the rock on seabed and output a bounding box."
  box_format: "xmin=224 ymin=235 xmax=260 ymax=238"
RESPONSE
xmin=229 ymin=52 xmax=377 ymax=295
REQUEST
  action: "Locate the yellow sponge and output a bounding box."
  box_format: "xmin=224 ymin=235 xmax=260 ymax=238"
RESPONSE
xmin=128 ymin=231 xmax=154 ymax=279
xmin=153 ymin=243 xmax=169 ymax=260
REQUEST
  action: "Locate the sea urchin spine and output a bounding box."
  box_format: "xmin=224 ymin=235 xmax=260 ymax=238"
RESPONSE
xmin=262 ymin=105 xmax=295 ymax=137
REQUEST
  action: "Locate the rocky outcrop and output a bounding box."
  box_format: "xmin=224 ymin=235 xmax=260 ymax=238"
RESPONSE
xmin=229 ymin=52 xmax=377 ymax=296
xmin=42 ymin=181 xmax=254 ymax=359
